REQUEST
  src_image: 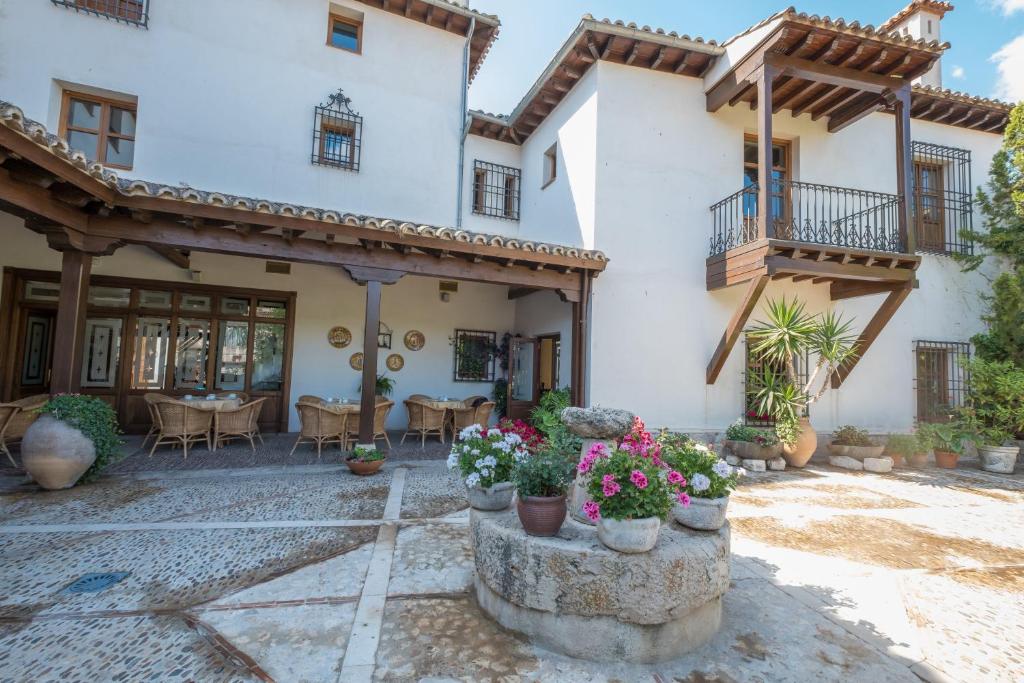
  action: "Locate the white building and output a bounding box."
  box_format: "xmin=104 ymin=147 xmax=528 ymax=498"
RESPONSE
xmin=0 ymin=0 xmax=1013 ymax=444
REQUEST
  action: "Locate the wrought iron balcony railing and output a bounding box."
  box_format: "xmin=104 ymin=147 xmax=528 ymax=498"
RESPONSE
xmin=709 ymin=180 xmax=905 ymax=256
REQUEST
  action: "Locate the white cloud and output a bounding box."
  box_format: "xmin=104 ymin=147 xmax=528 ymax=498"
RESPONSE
xmin=992 ymin=34 xmax=1024 ymax=101
xmin=992 ymin=0 xmax=1024 ymax=15
xmin=951 ymin=65 xmax=965 ymax=79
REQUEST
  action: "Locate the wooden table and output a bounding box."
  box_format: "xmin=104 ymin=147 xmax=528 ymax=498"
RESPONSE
xmin=423 ymin=399 xmax=464 ymax=411
xmin=182 ymin=397 xmax=242 ymax=412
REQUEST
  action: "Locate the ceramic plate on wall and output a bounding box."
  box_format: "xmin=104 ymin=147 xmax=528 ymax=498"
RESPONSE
xmin=349 ymin=352 xmax=363 ymax=371
xmin=328 ymin=326 xmax=352 ymax=348
xmin=386 ymin=353 xmax=404 ymax=371
xmin=404 ymin=330 xmax=425 ymax=351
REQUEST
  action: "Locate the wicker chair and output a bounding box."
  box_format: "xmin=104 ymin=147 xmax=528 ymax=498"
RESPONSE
xmin=290 ymin=402 xmax=347 ymax=458
xmin=408 ymin=394 xmax=431 ymax=402
xmin=345 ymin=400 xmax=394 ymax=450
xmin=448 ymin=404 xmax=478 ymax=441
xmin=0 ymin=404 xmax=20 ymax=467
xmin=475 ymin=401 xmax=496 ymax=427
xmin=141 ymin=393 xmax=172 ymax=448
xmin=214 ymin=397 xmax=267 ymax=451
xmin=297 ymin=394 xmax=326 ymax=406
xmin=461 ymin=395 xmax=488 ymax=408
xmin=3 ymin=394 xmax=49 ymax=449
xmin=402 ymin=399 xmax=447 ymax=447
xmin=149 ymin=400 xmax=214 ymax=459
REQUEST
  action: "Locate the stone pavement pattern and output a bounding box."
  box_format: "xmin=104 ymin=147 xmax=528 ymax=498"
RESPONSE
xmin=0 ymin=458 xmax=1021 ymax=682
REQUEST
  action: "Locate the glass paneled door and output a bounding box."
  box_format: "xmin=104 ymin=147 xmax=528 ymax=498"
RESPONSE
xmin=507 ymin=337 xmax=539 ymax=421
xmin=17 ymin=311 xmax=54 ymax=398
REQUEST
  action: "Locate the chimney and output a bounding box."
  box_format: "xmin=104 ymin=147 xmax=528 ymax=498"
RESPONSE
xmin=880 ymin=1 xmax=954 ymax=89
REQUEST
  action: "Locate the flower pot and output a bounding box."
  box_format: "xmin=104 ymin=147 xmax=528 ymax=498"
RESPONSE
xmin=596 ymin=516 xmax=661 ymax=553
xmin=467 ymin=481 xmax=515 ymax=510
xmin=734 ymin=441 xmax=782 ymax=460
xmin=346 ymin=458 xmax=385 ymax=476
xmin=21 ymin=415 xmax=96 ymax=490
xmin=888 ymin=453 xmax=904 ymax=468
xmin=827 ymin=443 xmax=886 ymax=461
xmin=977 ymin=444 xmax=1019 ymax=474
xmin=933 ymin=450 xmax=959 ymax=469
xmin=672 ymin=496 xmax=729 ymax=531
xmin=568 ymin=474 xmax=596 ymax=526
xmin=907 ymin=452 xmax=929 ymax=468
xmin=516 ymin=495 xmax=567 ymax=536
xmin=782 ymin=417 xmax=817 ymax=468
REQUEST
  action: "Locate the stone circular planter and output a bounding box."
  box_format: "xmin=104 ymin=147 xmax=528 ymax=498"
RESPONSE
xmin=471 ymin=508 xmax=729 ymax=663
xmin=596 ymin=516 xmax=661 ymax=553
xmin=673 ymin=496 xmax=729 ymax=531
xmin=978 ymin=444 xmax=1019 ymax=474
xmin=731 ymin=440 xmax=782 ymax=460
xmin=467 ymin=481 xmax=515 ymax=510
xmin=516 ymin=494 xmax=567 ymax=536
xmin=828 ymin=443 xmax=886 ymax=461
xmin=21 ymin=415 xmax=96 ymax=490
xmin=346 ymin=458 xmax=385 ymax=476
xmin=782 ymin=418 xmax=817 ymax=468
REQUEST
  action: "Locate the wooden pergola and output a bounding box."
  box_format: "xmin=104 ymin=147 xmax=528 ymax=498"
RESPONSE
xmin=0 ymin=103 xmax=605 ymax=445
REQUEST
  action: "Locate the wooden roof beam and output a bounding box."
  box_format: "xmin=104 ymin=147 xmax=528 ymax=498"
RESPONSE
xmin=811 ymin=88 xmax=860 ymax=120
xmin=706 ymin=31 xmax=788 ymax=111
xmin=148 ymin=245 xmax=190 ymax=269
xmin=764 ymin=53 xmax=904 ymax=95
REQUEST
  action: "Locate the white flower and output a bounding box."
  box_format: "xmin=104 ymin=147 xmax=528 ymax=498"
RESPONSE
xmin=504 ymin=433 xmax=523 ymax=446
xmin=459 ymin=425 xmax=483 ymax=441
xmin=691 ymin=473 xmax=711 ymax=492
xmin=479 ymin=467 xmax=492 ymax=478
xmin=513 ymin=447 xmax=529 ymax=462
xmin=694 ymin=443 xmax=710 ymax=453
xmin=470 ymin=448 xmax=480 ymax=456
xmin=462 ymin=445 xmax=471 ymax=454
xmin=483 ymin=455 xmax=497 ymax=467
xmin=446 ymin=451 xmax=459 ymax=469
xmin=712 ymin=460 xmax=732 ymax=478
xmin=487 ymin=428 xmax=502 ymax=438
xmin=475 ymin=458 xmax=486 ymax=469
xmin=494 ymin=441 xmax=512 ymax=453
xmin=465 ymin=473 xmax=481 ymax=488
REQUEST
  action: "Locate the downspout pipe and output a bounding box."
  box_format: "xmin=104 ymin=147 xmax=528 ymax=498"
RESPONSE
xmin=455 ymin=17 xmax=475 ymax=228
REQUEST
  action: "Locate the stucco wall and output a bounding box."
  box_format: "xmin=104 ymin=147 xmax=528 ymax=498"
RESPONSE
xmin=512 ymin=290 xmax=573 ymax=393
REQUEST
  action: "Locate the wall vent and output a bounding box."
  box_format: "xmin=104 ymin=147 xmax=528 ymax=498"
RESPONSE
xmin=266 ymin=261 xmax=291 ymax=275
xmin=439 ymin=280 xmax=459 ymax=293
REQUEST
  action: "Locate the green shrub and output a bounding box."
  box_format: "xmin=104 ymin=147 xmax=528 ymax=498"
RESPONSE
xmin=774 ymin=415 xmax=802 ymax=448
xmin=40 ymin=394 xmax=122 ymax=483
xmin=492 ymin=378 xmax=508 ymax=418
xmin=348 ymin=446 xmax=384 ymax=462
xmin=961 ymin=357 xmax=1024 ymax=440
xmin=660 ymin=441 xmax=740 ymax=500
xmin=529 ymin=388 xmax=582 ymax=456
xmin=511 ymin=449 xmax=575 ymax=499
xmin=831 ymin=425 xmax=874 ymax=447
xmin=725 ymin=421 xmax=778 ymax=446
xmin=885 ymin=433 xmax=924 ymax=457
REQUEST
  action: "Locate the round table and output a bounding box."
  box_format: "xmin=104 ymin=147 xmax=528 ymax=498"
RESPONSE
xmin=182 ymin=397 xmax=242 ymax=411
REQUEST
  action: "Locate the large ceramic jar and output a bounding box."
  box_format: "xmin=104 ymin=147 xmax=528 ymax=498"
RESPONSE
xmin=516 ymin=495 xmax=567 ymax=536
xmin=596 ymin=517 xmax=661 ymax=553
xmin=467 ymin=481 xmax=515 ymax=510
xmin=783 ymin=417 xmax=817 ymax=468
xmin=978 ymin=444 xmax=1019 ymax=474
xmin=672 ymin=496 xmax=729 ymax=531
xmin=21 ymin=415 xmax=96 ymax=490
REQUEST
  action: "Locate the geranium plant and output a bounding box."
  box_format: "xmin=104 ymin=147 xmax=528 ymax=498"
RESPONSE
xmin=661 ymin=440 xmax=741 ymax=500
xmin=831 ymin=425 xmax=875 ymax=447
xmin=497 ymin=418 xmax=545 ymax=452
xmin=447 ymin=424 xmax=527 ymax=489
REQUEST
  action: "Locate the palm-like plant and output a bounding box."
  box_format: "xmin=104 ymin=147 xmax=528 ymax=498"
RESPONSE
xmin=747 ymin=297 xmax=858 ymax=419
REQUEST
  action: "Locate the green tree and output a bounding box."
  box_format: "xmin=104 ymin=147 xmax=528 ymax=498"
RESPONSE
xmin=973 ymin=269 xmax=1024 ymax=365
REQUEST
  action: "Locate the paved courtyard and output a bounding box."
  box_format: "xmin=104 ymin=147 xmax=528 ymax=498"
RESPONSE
xmin=0 ymin=450 xmax=1022 ymax=682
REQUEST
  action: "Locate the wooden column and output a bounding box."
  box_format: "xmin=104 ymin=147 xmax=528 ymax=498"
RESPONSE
xmin=892 ymin=86 xmax=915 ymax=253
xmin=358 ymin=279 xmax=382 ymax=445
xmin=757 ymin=64 xmax=777 ymax=239
xmin=50 ymin=249 xmax=92 ymax=394
xmin=570 ymin=271 xmax=591 ymax=407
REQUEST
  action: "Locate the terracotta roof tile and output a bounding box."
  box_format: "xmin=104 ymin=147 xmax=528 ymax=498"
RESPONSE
xmin=878 ymin=1 xmax=954 ymax=33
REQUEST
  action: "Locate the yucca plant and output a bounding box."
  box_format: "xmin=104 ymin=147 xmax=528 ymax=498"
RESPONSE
xmin=746 ymin=297 xmax=859 ymax=420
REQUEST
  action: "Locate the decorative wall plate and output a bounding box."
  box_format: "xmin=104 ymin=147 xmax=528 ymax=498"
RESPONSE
xmin=328 ymin=326 xmax=352 ymax=348
xmin=386 ymin=353 xmax=404 ymax=371
xmin=404 ymin=330 xmax=425 ymax=351
xmin=349 ymin=352 xmax=364 ymax=371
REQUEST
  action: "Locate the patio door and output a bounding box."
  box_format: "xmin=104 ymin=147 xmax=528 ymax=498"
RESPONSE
xmin=16 ymin=310 xmax=55 ymax=398
xmin=507 ymin=337 xmax=539 ymax=421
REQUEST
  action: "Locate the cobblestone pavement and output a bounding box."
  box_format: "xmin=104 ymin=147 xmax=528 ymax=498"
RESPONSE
xmin=0 ymin=458 xmax=1021 ymax=682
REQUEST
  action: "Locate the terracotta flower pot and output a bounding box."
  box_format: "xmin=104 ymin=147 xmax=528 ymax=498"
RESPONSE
xmin=346 ymin=458 xmax=385 ymax=476
xmin=596 ymin=516 xmax=661 ymax=553
xmin=21 ymin=415 xmax=96 ymax=490
xmin=907 ymin=452 xmax=929 ymax=468
xmin=516 ymin=494 xmax=567 ymax=536
xmin=933 ymin=450 xmax=959 ymax=469
xmin=467 ymin=481 xmax=515 ymax=510
xmin=888 ymin=453 xmax=904 ymax=468
xmin=783 ymin=417 xmax=817 ymax=468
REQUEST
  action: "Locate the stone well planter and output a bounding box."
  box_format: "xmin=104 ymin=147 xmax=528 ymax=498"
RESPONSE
xmin=828 ymin=443 xmax=886 ymax=461
xmin=977 ymin=444 xmax=1019 ymax=474
xmin=21 ymin=415 xmax=96 ymax=490
xmin=467 ymin=481 xmax=515 ymax=510
xmin=596 ymin=516 xmax=661 ymax=553
xmin=471 ymin=508 xmax=729 ymax=663
xmin=728 ymin=440 xmax=782 ymax=460
xmin=673 ymin=496 xmax=729 ymax=531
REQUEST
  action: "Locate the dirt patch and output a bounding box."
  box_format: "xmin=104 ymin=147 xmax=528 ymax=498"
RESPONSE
xmin=937 ymin=565 xmax=1024 ymax=593
xmin=674 ymin=671 xmax=741 ymax=683
xmin=732 ymin=631 xmax=770 ymax=661
xmin=730 ymin=515 xmax=1024 ymax=572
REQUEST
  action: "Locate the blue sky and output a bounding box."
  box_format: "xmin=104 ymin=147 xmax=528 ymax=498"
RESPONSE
xmin=467 ymin=0 xmax=1024 ymax=114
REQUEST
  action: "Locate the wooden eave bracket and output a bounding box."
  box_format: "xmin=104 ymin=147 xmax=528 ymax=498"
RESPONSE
xmin=831 ymin=282 xmax=913 ymax=388
xmin=706 ymin=274 xmax=770 ymax=384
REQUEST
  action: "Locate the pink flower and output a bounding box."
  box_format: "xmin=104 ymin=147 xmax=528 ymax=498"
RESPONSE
xmin=602 ymin=480 xmax=621 ymax=497
xmin=582 ymin=500 xmax=601 ymax=521
xmin=601 ymin=474 xmax=616 ymax=485
xmin=677 ymin=491 xmax=691 ymax=506
xmin=630 ymin=470 xmax=648 ymax=489
xmin=667 ymin=470 xmax=685 ymax=485
xmin=587 ymin=442 xmax=609 ymax=459
xmin=577 ymin=458 xmax=592 ymax=474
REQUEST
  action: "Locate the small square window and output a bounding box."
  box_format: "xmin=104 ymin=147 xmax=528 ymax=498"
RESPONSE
xmin=60 ymin=91 xmax=137 ymax=169
xmin=328 ymin=14 xmax=361 ymax=53
xmin=542 ymin=143 xmax=557 ymax=188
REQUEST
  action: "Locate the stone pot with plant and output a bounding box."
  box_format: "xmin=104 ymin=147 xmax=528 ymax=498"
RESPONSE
xmin=745 ymin=297 xmax=858 ymax=468
xmin=884 ymin=433 xmax=925 ymax=468
xmin=511 ymin=449 xmax=575 ymax=536
xmin=346 ymin=445 xmax=386 ymax=475
xmin=448 ymin=424 xmax=526 ymax=510
xmin=723 ymin=422 xmax=782 ymax=460
xmin=828 ymin=425 xmax=885 ymax=460
xmin=21 ymin=394 xmax=122 ymax=490
xmin=915 ymin=423 xmax=965 ymax=469
xmin=957 ymin=359 xmax=1024 ymax=474
xmin=661 ymin=437 xmax=741 ymax=531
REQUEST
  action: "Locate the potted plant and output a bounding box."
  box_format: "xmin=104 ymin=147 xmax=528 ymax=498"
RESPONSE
xmin=579 ymin=440 xmax=688 ymax=553
xmin=511 ymin=449 xmax=575 ymax=536
xmin=21 ymin=394 xmax=122 ymax=490
xmin=958 ymin=359 xmax=1024 ymax=473
xmin=448 ymin=424 xmax=525 ymax=510
xmin=914 ymin=423 xmax=966 ymax=469
xmin=746 ymin=298 xmax=858 ymax=467
xmin=828 ymin=425 xmax=885 ymax=460
xmin=346 ymin=444 xmax=386 ymax=475
xmin=661 ymin=439 xmax=740 ymax=531
xmin=357 ymin=374 xmax=394 ymax=398
xmin=723 ymin=422 xmax=782 ymax=460
xmin=884 ymin=433 xmax=922 ymax=468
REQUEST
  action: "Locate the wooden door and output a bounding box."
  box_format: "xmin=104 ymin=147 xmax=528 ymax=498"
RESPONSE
xmin=15 ymin=310 xmax=55 ymax=399
xmin=916 ymin=347 xmax=950 ymax=422
xmin=506 ymin=337 xmax=540 ymax=421
xmin=914 ymin=161 xmax=945 ymax=252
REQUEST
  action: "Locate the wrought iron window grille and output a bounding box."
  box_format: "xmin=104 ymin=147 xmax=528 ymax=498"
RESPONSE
xmin=51 ymin=0 xmax=148 ymax=27
xmin=743 ymin=335 xmax=809 ymax=427
xmin=472 ymin=160 xmax=521 ymax=221
xmin=913 ymin=340 xmax=970 ymax=424
xmin=911 ymin=141 xmax=973 ymax=257
xmin=451 ymin=329 xmax=497 ymax=382
xmin=312 ymin=89 xmax=362 ymax=172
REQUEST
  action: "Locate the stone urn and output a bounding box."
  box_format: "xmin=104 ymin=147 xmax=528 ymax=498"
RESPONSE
xmin=21 ymin=415 xmax=96 ymax=490
xmin=783 ymin=417 xmax=817 ymax=468
xmin=673 ymin=496 xmax=729 ymax=531
xmin=467 ymin=481 xmax=515 ymax=510
xmin=978 ymin=444 xmax=1019 ymax=474
xmin=596 ymin=516 xmax=661 ymax=553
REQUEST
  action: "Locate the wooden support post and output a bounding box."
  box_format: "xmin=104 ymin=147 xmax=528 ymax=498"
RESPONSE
xmin=358 ymin=279 xmax=383 ymax=445
xmin=570 ymin=271 xmax=591 ymax=407
xmin=50 ymin=249 xmax=92 ymax=394
xmin=832 ymin=283 xmax=913 ymax=388
xmin=757 ymin=65 xmax=777 ymax=239
xmin=707 ymin=274 xmax=769 ymax=384
xmin=892 ymin=86 xmax=915 ymax=254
